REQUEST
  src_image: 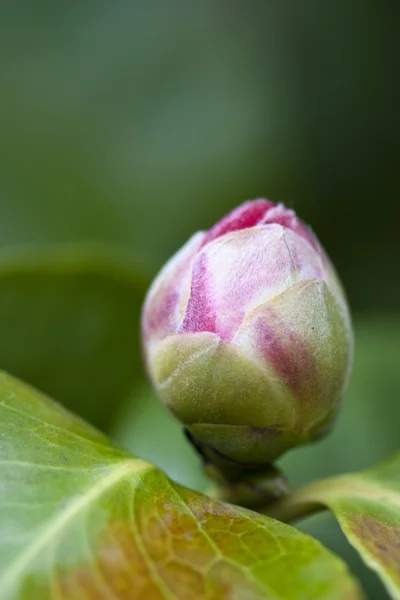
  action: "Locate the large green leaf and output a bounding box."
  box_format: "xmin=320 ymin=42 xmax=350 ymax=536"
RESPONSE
xmin=269 ymin=454 xmax=400 ymax=599
xmin=0 ymin=371 xmax=363 ymax=600
xmin=0 ymin=245 xmax=150 ymax=429
xmin=112 ymin=384 xmax=210 ymax=493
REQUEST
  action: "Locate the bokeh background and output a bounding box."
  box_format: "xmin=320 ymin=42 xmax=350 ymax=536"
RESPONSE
xmin=1 ymin=2 xmax=399 ymax=599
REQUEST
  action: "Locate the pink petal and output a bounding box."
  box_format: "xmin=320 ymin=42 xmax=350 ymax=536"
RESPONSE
xmin=202 ymin=199 xmax=275 ymax=245
xmin=259 ymin=203 xmax=320 ymax=252
xmin=184 ymin=225 xmax=324 ymax=341
xmin=180 ymin=253 xmax=217 ymax=334
xmin=202 ymin=199 xmax=320 ymax=254
xmin=142 ymin=232 xmax=205 ymax=346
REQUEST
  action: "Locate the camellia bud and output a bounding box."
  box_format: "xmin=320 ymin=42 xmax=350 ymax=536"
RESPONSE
xmin=142 ymin=200 xmax=353 ymax=468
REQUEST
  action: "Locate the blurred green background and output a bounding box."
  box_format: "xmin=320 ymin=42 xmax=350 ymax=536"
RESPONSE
xmin=1 ymin=2 xmax=399 ymax=599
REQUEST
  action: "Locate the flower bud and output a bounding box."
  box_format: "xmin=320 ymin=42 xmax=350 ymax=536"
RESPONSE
xmin=142 ymin=200 xmax=353 ymax=467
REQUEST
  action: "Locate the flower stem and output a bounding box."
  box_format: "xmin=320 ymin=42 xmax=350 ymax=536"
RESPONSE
xmin=261 ymin=477 xmax=343 ymax=523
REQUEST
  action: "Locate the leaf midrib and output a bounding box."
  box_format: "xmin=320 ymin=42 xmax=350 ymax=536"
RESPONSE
xmin=0 ymin=458 xmax=151 ymax=595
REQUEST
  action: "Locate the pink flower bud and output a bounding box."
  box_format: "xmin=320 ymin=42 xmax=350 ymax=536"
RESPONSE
xmin=142 ymin=200 xmax=353 ymax=466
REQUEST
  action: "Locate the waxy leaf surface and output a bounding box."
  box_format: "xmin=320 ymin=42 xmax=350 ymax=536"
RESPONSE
xmin=270 ymin=454 xmax=400 ymax=599
xmin=0 ymin=372 xmax=362 ymax=599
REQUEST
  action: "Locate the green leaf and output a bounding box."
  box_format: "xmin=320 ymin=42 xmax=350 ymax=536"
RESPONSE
xmin=0 ymin=245 xmax=150 ymax=429
xmin=112 ymin=384 xmax=210 ymax=493
xmin=269 ymin=454 xmax=400 ymax=599
xmin=0 ymin=372 xmax=363 ymax=600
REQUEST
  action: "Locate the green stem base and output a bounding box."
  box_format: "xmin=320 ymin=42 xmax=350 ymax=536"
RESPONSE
xmin=185 ymin=428 xmax=290 ymax=509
